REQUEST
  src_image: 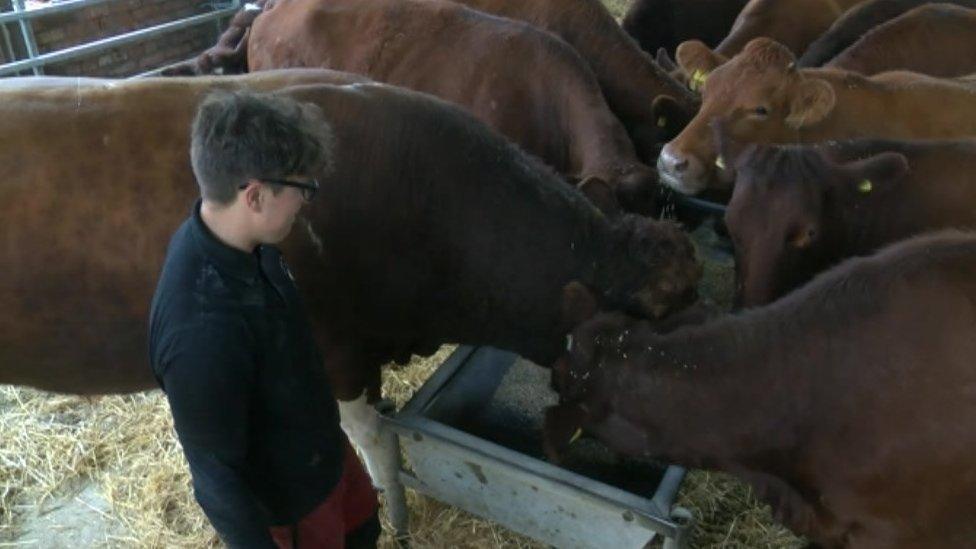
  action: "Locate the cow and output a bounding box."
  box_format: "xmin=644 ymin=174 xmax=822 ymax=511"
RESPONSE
xmin=621 ymin=0 xmax=748 ymax=58
xmin=824 ymin=4 xmax=976 ymax=77
xmin=168 ymin=0 xmax=668 ymax=215
xmin=720 ymin=132 xmax=976 ymax=306
xmin=0 ymin=70 xmax=700 ymax=513
xmin=442 ymin=0 xmax=700 ymax=151
xmin=657 ymin=37 xmax=976 ymax=195
xmin=713 ymin=0 xmax=872 ymax=58
xmin=545 ymin=230 xmax=976 ymax=548
xmin=798 ymin=0 xmax=976 ymax=67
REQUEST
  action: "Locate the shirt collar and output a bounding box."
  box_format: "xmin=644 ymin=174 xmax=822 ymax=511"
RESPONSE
xmin=188 ymin=198 xmax=261 ymax=285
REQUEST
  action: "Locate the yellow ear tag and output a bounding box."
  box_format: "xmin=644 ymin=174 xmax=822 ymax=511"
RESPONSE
xmin=715 ymin=155 xmax=726 ymax=170
xmin=858 ymin=179 xmax=873 ymax=194
xmin=569 ymin=428 xmax=583 ymax=444
xmin=690 ymin=70 xmax=708 ymax=91
xmin=657 ymin=116 xmax=667 ymax=128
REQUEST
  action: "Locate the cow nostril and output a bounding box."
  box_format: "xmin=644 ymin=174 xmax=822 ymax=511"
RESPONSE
xmin=673 ymin=158 xmax=689 ymax=172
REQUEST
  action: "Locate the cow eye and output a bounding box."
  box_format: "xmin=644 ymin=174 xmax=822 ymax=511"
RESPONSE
xmin=753 ymin=106 xmax=769 ymax=117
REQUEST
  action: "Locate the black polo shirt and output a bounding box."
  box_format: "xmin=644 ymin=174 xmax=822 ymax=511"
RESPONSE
xmin=148 ymin=200 xmax=344 ymax=548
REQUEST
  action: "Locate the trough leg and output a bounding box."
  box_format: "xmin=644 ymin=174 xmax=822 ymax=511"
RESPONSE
xmin=338 ymin=392 xmax=409 ymax=538
xmin=662 ymin=507 xmax=694 ymax=549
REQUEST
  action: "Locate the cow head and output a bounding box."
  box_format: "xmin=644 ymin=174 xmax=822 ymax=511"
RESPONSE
xmin=546 ymin=293 xmax=655 ymax=462
xmin=658 ymin=38 xmax=836 ymax=195
xmin=723 ymin=137 xmax=909 ymax=306
xmin=607 ymin=215 xmax=702 ymax=319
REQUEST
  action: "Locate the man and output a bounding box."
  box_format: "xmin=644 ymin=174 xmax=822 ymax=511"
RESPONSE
xmin=149 ymin=90 xmax=380 ymax=548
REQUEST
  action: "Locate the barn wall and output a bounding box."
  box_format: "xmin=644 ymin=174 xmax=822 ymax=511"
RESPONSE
xmin=4 ymin=0 xmax=228 ymax=76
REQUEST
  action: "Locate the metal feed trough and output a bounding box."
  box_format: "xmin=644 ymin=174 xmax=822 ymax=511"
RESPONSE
xmin=382 ymin=346 xmax=693 ymax=548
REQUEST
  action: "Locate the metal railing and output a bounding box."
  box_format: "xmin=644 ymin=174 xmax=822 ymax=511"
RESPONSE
xmin=0 ymin=0 xmax=240 ymax=77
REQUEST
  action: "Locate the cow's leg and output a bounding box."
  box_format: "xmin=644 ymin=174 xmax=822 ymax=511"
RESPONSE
xmin=330 ymin=355 xmax=409 ymax=536
xmin=337 ymin=390 xmax=409 ymax=537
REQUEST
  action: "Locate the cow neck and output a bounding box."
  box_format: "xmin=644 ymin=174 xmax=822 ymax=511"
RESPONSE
xmin=823 ymin=184 xmax=890 ymax=260
xmin=610 ymin=306 xmax=812 ymax=470
xmin=582 ymin=15 xmax=697 ymax=117
xmin=798 ymin=69 xmax=891 ymax=141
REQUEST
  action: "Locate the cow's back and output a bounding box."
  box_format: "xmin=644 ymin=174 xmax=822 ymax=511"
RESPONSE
xmin=445 ymin=0 xmax=698 ymax=151
xmin=799 ymin=0 xmax=976 ymax=67
xmin=715 ymin=0 xmax=872 ymax=56
xmin=622 ymin=0 xmax=748 ymax=55
xmin=825 ymin=4 xmax=976 ymax=76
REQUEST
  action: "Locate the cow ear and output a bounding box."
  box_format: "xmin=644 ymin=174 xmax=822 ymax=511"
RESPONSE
xmin=675 ymin=40 xmax=726 ymax=90
xmin=842 ymin=152 xmax=909 ymax=194
xmin=786 ymin=78 xmax=835 ymax=129
xmin=578 ymin=176 xmax=621 ymax=216
xmin=561 ymin=281 xmax=599 ymax=329
xmin=651 ymin=94 xmax=696 ymax=139
xmin=656 ymin=47 xmax=678 ymax=72
xmin=543 ymin=404 xmax=589 ymax=464
xmin=789 ymin=224 xmax=818 ymax=249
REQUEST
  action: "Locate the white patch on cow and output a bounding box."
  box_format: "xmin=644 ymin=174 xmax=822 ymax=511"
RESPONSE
xmin=244 ymin=2 xmax=261 ymax=11
xmin=338 ymin=392 xmax=401 ymax=494
xmin=300 ymin=217 xmax=324 ymax=256
xmin=565 ymin=334 xmax=573 ymax=351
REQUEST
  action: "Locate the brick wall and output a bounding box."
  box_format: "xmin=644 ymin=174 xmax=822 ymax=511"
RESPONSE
xmin=3 ymin=0 xmax=229 ymax=76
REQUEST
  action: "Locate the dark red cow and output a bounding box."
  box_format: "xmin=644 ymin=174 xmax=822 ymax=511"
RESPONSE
xmin=445 ymin=0 xmax=700 ymax=151
xmin=547 ymin=230 xmax=976 ymax=548
xmin=721 ymin=133 xmax=976 ymax=306
xmin=0 ymin=70 xmax=700 ymax=504
xmin=712 ymin=0 xmax=872 ymax=57
xmin=824 ymin=4 xmax=976 ymax=76
xmin=798 ymin=0 xmax=976 ymax=67
xmin=622 ymin=0 xmax=748 ymax=57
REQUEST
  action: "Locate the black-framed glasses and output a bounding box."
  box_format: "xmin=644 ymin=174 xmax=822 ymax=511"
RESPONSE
xmin=240 ymin=177 xmax=320 ymax=202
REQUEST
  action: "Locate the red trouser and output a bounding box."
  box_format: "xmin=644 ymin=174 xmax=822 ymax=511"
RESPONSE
xmin=269 ymin=442 xmax=379 ymax=549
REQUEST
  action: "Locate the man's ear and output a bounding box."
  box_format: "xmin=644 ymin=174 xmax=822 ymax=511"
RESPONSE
xmin=241 ymin=179 xmax=264 ymax=211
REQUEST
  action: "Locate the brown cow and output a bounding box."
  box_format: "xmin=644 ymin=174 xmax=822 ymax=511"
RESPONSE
xmin=443 ymin=0 xmax=700 ymax=151
xmin=658 ymin=37 xmax=976 ymax=194
xmin=546 ymin=230 xmax=976 ymax=548
xmin=167 ymin=0 xmax=699 ymax=152
xmin=825 ymin=4 xmax=976 ymax=76
xmin=714 ymin=0 xmax=871 ymax=57
xmin=0 ymin=70 xmax=700 ymax=503
xmin=722 ymin=134 xmax=976 ymax=306
xmin=798 ymin=0 xmax=976 ymax=67
xmin=247 ymin=0 xmax=671 ymax=214
xmin=174 ymin=0 xmax=665 ymax=214
xmin=622 ymin=0 xmax=749 ymax=57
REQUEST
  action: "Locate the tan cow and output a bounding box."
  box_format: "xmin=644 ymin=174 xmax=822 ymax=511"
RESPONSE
xmin=657 ymin=37 xmax=976 ymax=194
